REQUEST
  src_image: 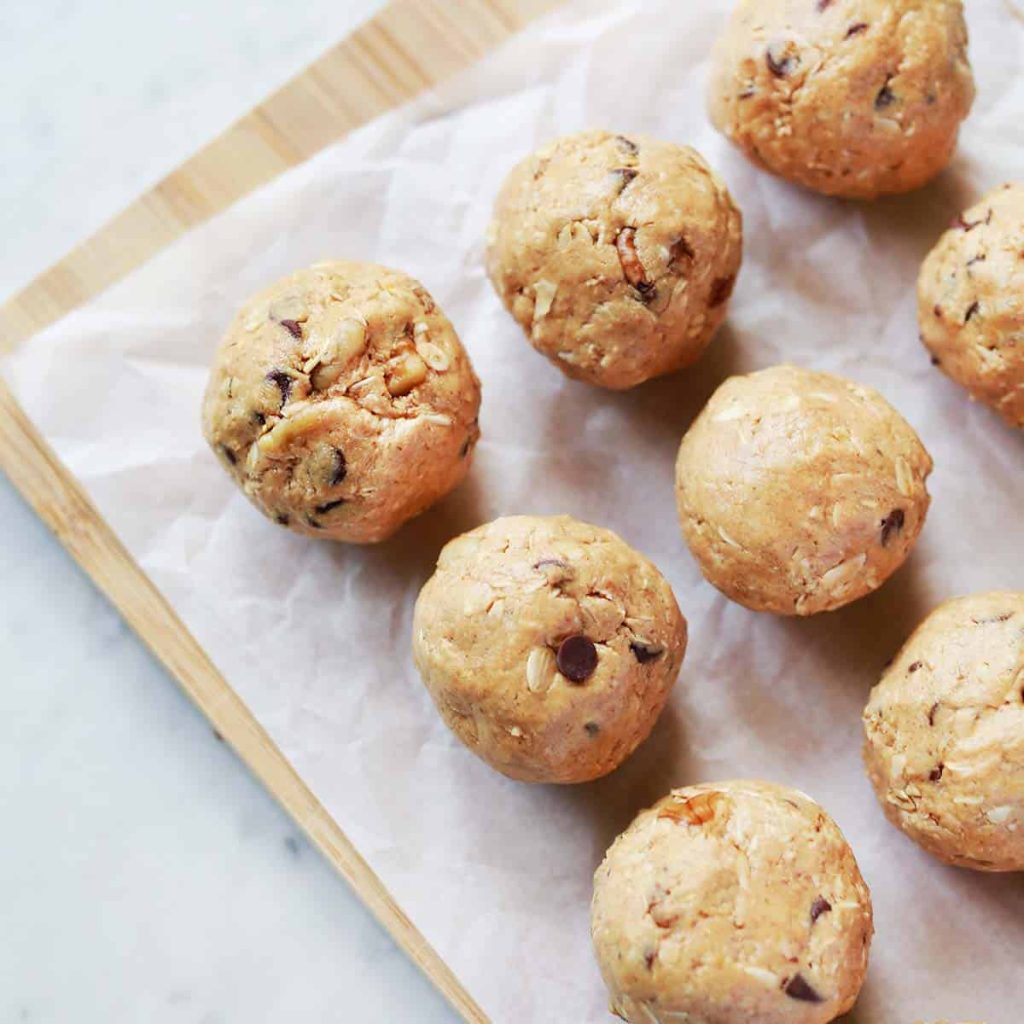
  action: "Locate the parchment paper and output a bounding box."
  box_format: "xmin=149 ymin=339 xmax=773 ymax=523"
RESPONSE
xmin=6 ymin=1 xmax=1024 ymax=1020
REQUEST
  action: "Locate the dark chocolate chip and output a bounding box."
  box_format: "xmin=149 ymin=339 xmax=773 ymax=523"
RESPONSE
xmin=557 ymin=635 xmax=598 ymax=683
xmin=330 ymin=448 xmax=348 ymax=486
xmin=306 ymin=516 xmax=323 ymax=530
xmin=584 ymin=722 xmax=601 ymax=737
xmin=810 ymin=897 xmax=832 ymax=924
xmin=929 ymin=764 xmax=944 ymax=782
xmin=933 ymin=304 xmax=943 ymax=319
xmin=275 ymin=513 xmax=290 ymax=526
xmin=616 ymin=135 xmax=639 ymax=156
xmin=928 ymin=702 xmax=939 ymax=726
xmin=908 ymin=660 xmax=923 ymax=673
xmin=875 ymin=77 xmax=896 ymax=109
xmin=671 ymin=236 xmax=695 ymax=264
xmin=845 ymin=21 xmax=869 ymax=37
xmin=710 ymin=275 xmax=736 ymax=307
xmin=930 ymin=355 xmax=942 ymax=367
xmin=880 ymin=508 xmax=905 ymax=547
xmin=784 ymin=975 xmax=824 ymax=1004
xmin=280 ymin=319 xmax=303 ymax=340
xmin=266 ymin=368 xmax=294 ymax=405
xmin=315 ymin=499 xmax=345 ymax=515
xmin=964 ymin=301 xmax=980 ymax=323
xmin=630 ymin=640 xmax=665 ymax=664
xmin=766 ymin=43 xmax=799 ymax=78
xmin=219 ymin=444 xmax=237 ymax=466
xmin=611 ymin=167 xmax=639 ymax=193
xmin=253 ymin=411 xmax=266 ymax=426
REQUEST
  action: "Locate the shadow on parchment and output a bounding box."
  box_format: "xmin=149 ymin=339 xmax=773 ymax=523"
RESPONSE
xmin=539 ymin=698 xmax=698 ymax=871
xmin=769 ymin=550 xmax=935 ymax=692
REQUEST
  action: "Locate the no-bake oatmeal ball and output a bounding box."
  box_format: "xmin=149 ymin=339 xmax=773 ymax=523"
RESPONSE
xmin=591 ymin=780 xmax=873 ymax=1024
xmin=412 ymin=515 xmax=687 ymax=783
xmin=918 ymin=183 xmax=1024 ymax=428
xmin=863 ymin=592 xmax=1024 ymax=872
xmin=202 ymin=261 xmax=481 ymax=543
xmin=708 ymin=0 xmax=975 ymax=199
xmin=675 ymin=365 xmax=932 ymax=616
xmin=486 ymin=130 xmax=743 ymax=389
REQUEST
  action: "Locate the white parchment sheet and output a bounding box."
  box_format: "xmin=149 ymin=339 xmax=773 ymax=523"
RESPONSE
xmin=6 ymin=1 xmax=1024 ymax=1019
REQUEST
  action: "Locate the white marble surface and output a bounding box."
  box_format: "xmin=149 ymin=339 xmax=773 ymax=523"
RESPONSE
xmin=1 ymin=2 xmax=456 ymax=1021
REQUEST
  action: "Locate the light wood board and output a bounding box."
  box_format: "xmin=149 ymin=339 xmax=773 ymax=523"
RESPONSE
xmin=0 ymin=1 xmax=563 ymax=1020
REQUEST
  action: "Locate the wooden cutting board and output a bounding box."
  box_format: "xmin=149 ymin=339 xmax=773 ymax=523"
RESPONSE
xmin=0 ymin=2 xmax=562 ymax=1020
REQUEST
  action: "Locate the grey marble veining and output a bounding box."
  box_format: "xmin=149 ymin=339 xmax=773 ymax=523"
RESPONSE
xmin=1 ymin=1 xmax=457 ymax=1020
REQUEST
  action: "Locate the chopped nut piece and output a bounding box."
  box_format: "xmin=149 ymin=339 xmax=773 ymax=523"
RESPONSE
xmin=385 ymin=352 xmax=428 ymax=396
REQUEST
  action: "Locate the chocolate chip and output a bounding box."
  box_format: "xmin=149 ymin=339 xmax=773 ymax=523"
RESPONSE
xmin=930 ymin=354 xmax=942 ymax=367
xmin=908 ymin=660 xmax=923 ymax=673
xmin=219 ymin=444 xmax=237 ymax=466
xmin=928 ymin=702 xmax=939 ymax=726
xmin=253 ymin=411 xmax=266 ymax=426
xmin=266 ymin=368 xmax=294 ymax=405
xmin=671 ymin=236 xmax=695 ymax=264
xmin=330 ymin=449 xmax=348 ymax=486
xmin=306 ymin=516 xmax=323 ymax=529
xmin=557 ymin=635 xmax=598 ymax=683
xmin=875 ymin=76 xmax=896 ymax=109
xmin=616 ymin=227 xmax=651 ymax=293
xmin=810 ymin=897 xmax=832 ymax=924
xmin=880 ymin=508 xmax=905 ymax=547
xmin=315 ymin=499 xmax=345 ymax=515
xmin=630 ymin=640 xmax=665 ymax=664
xmin=964 ymin=301 xmax=980 ymax=323
xmin=784 ymin=975 xmax=823 ymax=1003
xmin=611 ymin=167 xmax=639 ymax=194
xmin=933 ymin=304 xmax=943 ymax=319
xmin=616 ymin=135 xmax=639 ymax=156
xmin=845 ymin=21 xmax=869 ymax=37
xmin=584 ymin=722 xmax=600 ymax=737
xmin=929 ymin=764 xmax=944 ymax=782
xmin=275 ymin=513 xmax=290 ymax=526
xmin=280 ymin=319 xmax=303 ymax=340
xmin=709 ymin=275 xmax=736 ymax=307
xmin=766 ymin=42 xmax=799 ymax=77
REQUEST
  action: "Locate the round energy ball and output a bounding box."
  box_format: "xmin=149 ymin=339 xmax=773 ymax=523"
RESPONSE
xmin=708 ymin=0 xmax=975 ymax=199
xmin=591 ymin=780 xmax=874 ymax=1024
xmin=202 ymin=261 xmax=481 ymax=543
xmin=485 ymin=130 xmax=743 ymax=390
xmin=918 ymin=183 xmax=1024 ymax=428
xmin=863 ymin=592 xmax=1024 ymax=871
xmin=411 ymin=515 xmax=687 ymax=783
xmin=675 ymin=365 xmax=932 ymax=615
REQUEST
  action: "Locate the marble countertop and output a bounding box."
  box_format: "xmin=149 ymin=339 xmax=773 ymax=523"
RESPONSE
xmin=1 ymin=2 xmax=457 ymax=1020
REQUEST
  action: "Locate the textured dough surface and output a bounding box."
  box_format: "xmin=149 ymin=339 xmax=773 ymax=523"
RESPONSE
xmin=486 ymin=130 xmax=742 ymax=389
xmin=591 ymin=780 xmax=873 ymax=1024
xmin=708 ymin=0 xmax=974 ymax=199
xmin=412 ymin=515 xmax=687 ymax=783
xmin=918 ymin=183 xmax=1024 ymax=428
xmin=202 ymin=261 xmax=481 ymax=542
xmin=675 ymin=365 xmax=932 ymax=615
xmin=863 ymin=592 xmax=1024 ymax=872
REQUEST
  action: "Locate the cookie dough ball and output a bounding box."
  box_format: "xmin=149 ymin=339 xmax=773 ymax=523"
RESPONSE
xmin=485 ymin=130 xmax=742 ymax=390
xmin=708 ymin=0 xmax=975 ymax=199
xmin=591 ymin=780 xmax=873 ymax=1024
xmin=412 ymin=515 xmax=687 ymax=783
xmin=863 ymin=592 xmax=1024 ymax=871
xmin=675 ymin=366 xmax=932 ymax=615
xmin=202 ymin=261 xmax=481 ymax=543
xmin=918 ymin=184 xmax=1024 ymax=428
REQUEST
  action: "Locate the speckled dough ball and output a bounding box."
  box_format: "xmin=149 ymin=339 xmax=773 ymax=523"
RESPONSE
xmin=485 ymin=130 xmax=743 ymax=390
xmin=675 ymin=366 xmax=932 ymax=615
xmin=202 ymin=261 xmax=481 ymax=543
xmin=411 ymin=515 xmax=687 ymax=783
xmin=708 ymin=0 xmax=975 ymax=199
xmin=918 ymin=184 xmax=1024 ymax=428
xmin=863 ymin=592 xmax=1024 ymax=871
xmin=591 ymin=780 xmax=873 ymax=1024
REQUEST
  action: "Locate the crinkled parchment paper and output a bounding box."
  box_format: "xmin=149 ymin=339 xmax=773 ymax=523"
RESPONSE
xmin=6 ymin=1 xmax=1024 ymax=1020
